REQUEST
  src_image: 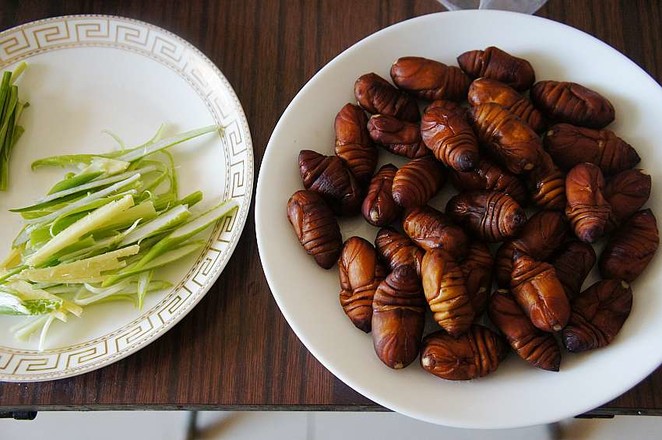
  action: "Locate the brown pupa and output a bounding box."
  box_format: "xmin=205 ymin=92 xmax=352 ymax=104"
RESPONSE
xmin=604 ymin=169 xmax=651 ymax=224
xmin=402 ymin=205 xmax=469 ymax=260
xmin=421 ymin=249 xmax=475 ymax=337
xmin=531 ymin=81 xmax=615 ymax=128
xmin=563 ymin=280 xmax=632 ymax=353
xmin=367 ymin=114 xmax=429 ymax=159
xmin=457 ymin=46 xmax=535 ymax=91
xmin=599 ymin=209 xmax=659 ymax=282
xmin=338 ymin=236 xmax=387 ymax=332
xmin=510 ymin=252 xmax=570 ymax=333
xmin=390 ymin=56 xmax=471 ymax=102
xmin=372 ymin=265 xmax=426 ymax=369
xmin=488 ymin=289 xmax=561 ymax=371
xmin=446 ymin=190 xmax=526 ymax=242
xmin=391 ymin=156 xmax=446 ymax=209
xmin=494 ymin=210 xmax=569 ymax=288
xmin=468 ymin=77 xmax=545 ymax=132
xmin=469 ymin=103 xmax=542 ymax=175
xmin=287 ymin=190 xmax=342 ymax=269
xmin=420 ymin=100 xmax=480 ymax=171
xmin=374 ymin=227 xmax=424 ymax=275
xmin=544 ymin=123 xmax=640 ymax=175
xmin=361 ymin=164 xmax=401 ymax=227
xmin=527 ymin=151 xmax=567 ymax=211
xmin=298 ymin=149 xmax=362 ymax=216
xmin=420 ymin=325 xmax=508 ymax=380
xmin=565 ymin=162 xmax=611 ymax=243
xmin=354 ymin=72 xmax=419 ymax=122
xmin=334 ymin=103 xmax=378 ymax=184
xmin=449 ymin=158 xmax=528 ymax=206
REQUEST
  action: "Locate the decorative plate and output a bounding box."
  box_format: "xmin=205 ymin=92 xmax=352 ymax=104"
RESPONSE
xmin=256 ymin=10 xmax=662 ymax=429
xmin=0 ymin=15 xmax=253 ymax=381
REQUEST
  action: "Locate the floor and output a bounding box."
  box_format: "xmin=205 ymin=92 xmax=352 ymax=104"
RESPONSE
xmin=1 ymin=411 xmax=662 ymax=439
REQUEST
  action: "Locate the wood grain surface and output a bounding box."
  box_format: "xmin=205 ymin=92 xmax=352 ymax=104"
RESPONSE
xmin=1 ymin=0 xmax=661 ymax=417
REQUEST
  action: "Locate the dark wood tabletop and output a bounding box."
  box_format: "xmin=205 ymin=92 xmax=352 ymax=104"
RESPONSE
xmin=1 ymin=0 xmax=661 ymax=419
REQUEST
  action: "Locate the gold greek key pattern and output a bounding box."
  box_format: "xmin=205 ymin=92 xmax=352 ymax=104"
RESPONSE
xmin=116 ymin=24 xmax=147 ymax=46
xmin=0 ymin=29 xmax=29 ymax=57
xmin=74 ymin=21 xmax=109 ymax=39
xmin=65 ymin=343 xmax=109 ymax=368
xmin=0 ymin=15 xmax=253 ymax=382
xmin=33 ymin=22 xmax=72 ymax=46
xmin=14 ymin=354 xmax=60 ymax=373
xmin=231 ymin=163 xmax=247 ymax=198
xmin=195 ymin=253 xmax=218 ymax=282
xmin=114 ymin=318 xmax=156 ymax=351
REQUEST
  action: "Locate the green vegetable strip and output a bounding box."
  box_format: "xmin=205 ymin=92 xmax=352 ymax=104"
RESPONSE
xmin=138 ymin=200 xmax=236 ymax=260
xmin=0 ymin=105 xmax=16 ymax=190
xmin=50 ymin=236 xmax=96 ymax=261
xmin=117 ymin=125 xmax=218 ymax=162
xmin=0 ymin=265 xmax=27 ymax=284
xmin=100 ymin=124 xmax=167 ymax=161
xmin=13 ymin=190 xmax=138 ymax=248
xmin=0 ymin=72 xmax=11 ymax=122
xmin=23 ymin=174 xmax=140 ymax=226
xmin=20 ymin=245 xmax=140 ymax=283
xmin=32 ymin=154 xmax=107 ymax=170
xmin=25 ymin=194 xmax=135 ymax=267
xmin=12 ymin=166 xmax=155 ymax=213
xmin=121 ymin=241 xmax=205 ymax=276
xmin=44 ymin=158 xmax=129 ymax=195
xmin=48 ymin=212 xmax=88 ymax=237
xmin=75 ymin=280 xmax=131 ymax=306
xmin=57 ymin=230 xmax=129 ymax=263
xmin=138 ymin=165 xmax=170 ymax=195
xmin=32 ymin=192 xmax=131 ymax=221
xmin=0 ymin=86 xmax=18 ymax=140
xmin=162 ymin=150 xmax=177 ymax=197
xmin=152 ymin=190 xmax=203 ymax=212
xmin=0 ymin=86 xmax=18 ymax=190
xmin=13 ymin=192 xmax=136 ymax=249
xmin=11 ymin=125 xmax=24 ymax=147
xmin=0 ymin=63 xmax=27 ymax=190
xmin=119 ymin=204 xmax=190 ymax=247
xmin=47 ymin=171 xmax=103 ymax=195
xmin=9 ymin=62 xmax=27 ymax=84
xmin=177 ymin=191 xmax=203 ymax=208
xmin=136 ymin=270 xmax=152 ymax=310
xmin=103 ymin=200 xmax=237 ymax=286
xmin=17 ymin=192 xmax=86 ymax=218
xmin=95 ymin=201 xmax=157 ymax=233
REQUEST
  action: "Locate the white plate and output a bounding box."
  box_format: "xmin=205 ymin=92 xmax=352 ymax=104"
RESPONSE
xmin=0 ymin=15 xmax=253 ymax=381
xmin=256 ymin=10 xmax=662 ymax=429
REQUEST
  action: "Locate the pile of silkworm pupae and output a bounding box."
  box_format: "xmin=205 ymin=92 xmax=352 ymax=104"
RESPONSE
xmin=286 ymin=46 xmax=659 ymax=380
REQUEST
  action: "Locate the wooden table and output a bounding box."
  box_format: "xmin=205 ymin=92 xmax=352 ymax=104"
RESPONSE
xmin=1 ymin=0 xmax=661 ymax=419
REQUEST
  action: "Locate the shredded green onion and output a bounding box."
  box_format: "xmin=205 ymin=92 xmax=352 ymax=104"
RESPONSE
xmin=0 ymin=62 xmax=28 ymax=190
xmin=0 ymin=124 xmax=234 ymax=350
